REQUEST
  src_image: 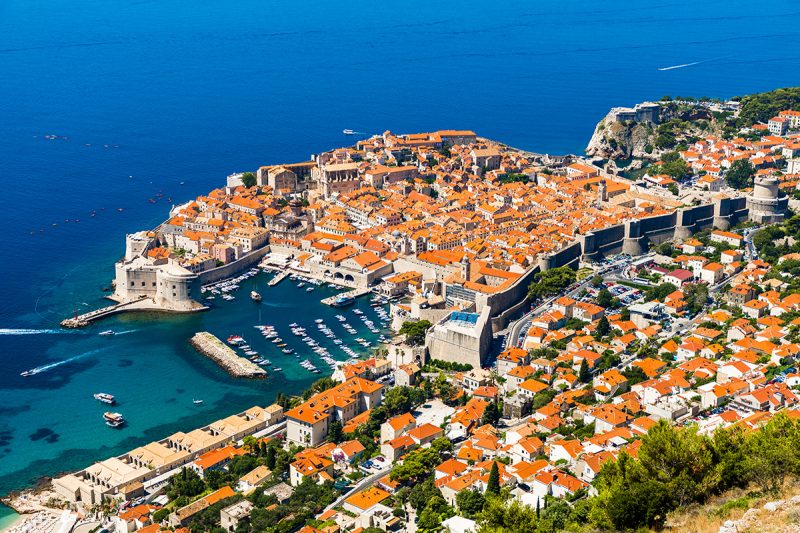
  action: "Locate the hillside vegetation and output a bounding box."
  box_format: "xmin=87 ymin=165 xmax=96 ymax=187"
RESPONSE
xmin=585 ymin=87 xmax=800 ymax=162
xmin=474 ymin=412 xmax=800 ymax=532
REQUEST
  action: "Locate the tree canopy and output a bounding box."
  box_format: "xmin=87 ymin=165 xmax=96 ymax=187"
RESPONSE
xmin=528 ymin=267 xmax=576 ymax=300
xmin=241 ymin=171 xmax=256 ymax=188
xmin=737 ymin=87 xmax=800 ymax=126
xmin=725 ymin=159 xmax=755 ymax=189
xmin=399 ymin=320 xmax=432 ymax=346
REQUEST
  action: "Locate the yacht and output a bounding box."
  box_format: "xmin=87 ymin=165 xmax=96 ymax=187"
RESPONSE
xmin=20 ymin=369 xmax=39 ymax=377
xmin=250 ymin=291 xmax=262 ymax=302
xmin=193 ymin=399 xmax=203 ymax=405
xmin=331 ymin=295 xmax=355 ymax=307
xmin=343 ymin=129 xmax=356 ymax=135
xmin=93 ymin=393 xmax=115 ymax=404
xmin=104 ymin=412 xmax=125 ymax=428
xmin=227 ymin=335 xmax=245 ymax=345
xmin=98 ymin=330 xmax=115 ymax=336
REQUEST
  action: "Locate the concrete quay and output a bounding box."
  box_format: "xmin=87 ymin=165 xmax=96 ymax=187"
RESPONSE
xmin=189 ymin=332 xmax=267 ymax=378
xmin=320 ymin=287 xmax=371 ymax=306
xmin=267 ymin=271 xmax=290 ymax=287
xmin=60 ymin=297 xmax=206 ymax=328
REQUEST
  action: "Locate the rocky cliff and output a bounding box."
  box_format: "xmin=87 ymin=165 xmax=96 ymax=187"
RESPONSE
xmin=585 ymin=101 xmax=717 ymax=161
xmin=585 ymin=115 xmax=655 ymax=160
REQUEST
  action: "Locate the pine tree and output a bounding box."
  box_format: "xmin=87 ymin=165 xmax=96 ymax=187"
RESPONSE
xmin=579 ymin=359 xmax=591 ymax=383
xmin=595 ymin=315 xmax=610 ymax=339
xmin=486 ymin=461 xmax=500 ymax=495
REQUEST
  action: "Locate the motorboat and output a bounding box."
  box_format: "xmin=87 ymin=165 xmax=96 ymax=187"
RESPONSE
xmin=251 ymin=291 xmax=262 ymax=302
xmin=104 ymin=412 xmax=125 ymax=428
xmin=99 ymin=330 xmax=115 ymax=336
xmin=93 ymin=393 xmax=115 ymax=404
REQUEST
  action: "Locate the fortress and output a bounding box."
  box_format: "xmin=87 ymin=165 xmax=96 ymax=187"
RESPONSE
xmin=424 ymin=185 xmax=786 ymax=368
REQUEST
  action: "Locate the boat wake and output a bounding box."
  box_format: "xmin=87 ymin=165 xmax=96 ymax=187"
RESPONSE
xmin=658 ymin=61 xmax=702 ymax=71
xmin=22 ymin=348 xmax=101 ymax=376
xmin=112 ymin=329 xmax=139 ymax=336
xmin=0 ymin=328 xmax=71 ymax=335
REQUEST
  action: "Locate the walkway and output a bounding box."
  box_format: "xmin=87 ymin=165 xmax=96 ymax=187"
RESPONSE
xmin=321 ymin=288 xmax=371 ymax=306
xmin=267 ymin=271 xmax=290 ymax=287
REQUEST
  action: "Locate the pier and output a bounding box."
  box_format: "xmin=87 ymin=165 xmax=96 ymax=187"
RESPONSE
xmin=189 ymin=332 xmax=267 ymax=378
xmin=60 ymin=297 xmax=207 ymax=328
xmin=60 ymin=298 xmax=147 ymax=328
xmin=267 ymin=271 xmax=289 ymax=287
xmin=320 ymin=287 xmax=371 ymax=306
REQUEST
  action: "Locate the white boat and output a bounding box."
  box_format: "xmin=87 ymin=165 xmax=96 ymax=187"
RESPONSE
xmin=343 ymin=129 xmax=356 ymax=135
xmin=251 ymin=291 xmax=262 ymax=302
xmin=104 ymin=412 xmax=125 ymax=428
xmin=99 ymin=330 xmax=115 ymax=336
xmin=20 ymin=369 xmax=39 ymax=377
xmin=193 ymin=399 xmax=203 ymax=405
xmin=93 ymin=393 xmax=115 ymax=404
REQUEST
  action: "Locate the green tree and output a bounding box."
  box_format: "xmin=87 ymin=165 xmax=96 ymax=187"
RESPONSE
xmin=725 ymin=159 xmax=755 ymax=189
xmin=605 ymin=479 xmax=673 ymax=530
xmin=327 ymin=420 xmax=343 ymax=444
xmin=578 ymin=359 xmax=591 ymax=383
xmin=241 ymin=171 xmax=256 ymax=188
xmin=528 ymin=266 xmax=576 ymax=300
xmin=596 ymin=288 xmax=613 ymax=308
xmin=477 ymin=495 xmax=539 ymax=533
xmin=486 ymin=462 xmax=501 ymax=496
xmin=265 ymin=444 xmax=276 ymax=470
xmin=683 ymin=283 xmax=709 ymax=315
xmin=595 ymin=315 xmax=610 ymax=339
xmin=645 ymin=282 xmax=677 ymax=302
xmin=399 ymin=320 xmax=432 ymax=346
xmin=743 ymin=412 xmax=800 ymax=492
xmin=408 ymin=477 xmax=441 ymax=511
xmin=481 ymin=401 xmax=500 ymax=426
xmin=151 ymin=508 xmax=169 ymax=524
xmin=456 ymin=488 xmax=486 ymax=518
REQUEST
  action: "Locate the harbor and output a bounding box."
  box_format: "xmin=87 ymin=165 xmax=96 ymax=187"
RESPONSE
xmin=189 ymin=332 xmax=267 ymax=379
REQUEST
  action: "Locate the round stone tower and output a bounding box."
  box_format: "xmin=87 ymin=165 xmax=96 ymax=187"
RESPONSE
xmin=747 ymin=176 xmax=788 ymax=224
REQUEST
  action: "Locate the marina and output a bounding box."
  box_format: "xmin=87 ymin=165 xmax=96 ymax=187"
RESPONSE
xmin=189 ymin=332 xmax=267 ymax=379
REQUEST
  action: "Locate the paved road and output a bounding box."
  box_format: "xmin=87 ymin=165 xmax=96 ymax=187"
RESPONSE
xmin=501 ymin=258 xmax=634 ymax=349
xmin=323 ymin=466 xmax=391 ymax=512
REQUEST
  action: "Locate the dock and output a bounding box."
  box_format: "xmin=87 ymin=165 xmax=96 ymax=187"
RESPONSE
xmin=189 ymin=332 xmax=267 ymax=379
xmin=321 ymin=288 xmax=371 ymax=306
xmin=60 ymin=296 xmax=207 ymax=328
xmin=60 ymin=298 xmax=147 ymax=328
xmin=267 ymin=271 xmax=289 ymax=287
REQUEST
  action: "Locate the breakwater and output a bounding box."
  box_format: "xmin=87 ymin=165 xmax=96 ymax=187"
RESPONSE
xmin=189 ymin=332 xmax=267 ymax=378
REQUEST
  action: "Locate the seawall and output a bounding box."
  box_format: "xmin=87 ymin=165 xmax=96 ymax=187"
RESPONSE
xmin=189 ymin=332 xmax=267 ymax=379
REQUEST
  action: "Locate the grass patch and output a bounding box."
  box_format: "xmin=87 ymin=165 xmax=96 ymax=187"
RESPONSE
xmin=715 ymin=496 xmax=751 ymax=518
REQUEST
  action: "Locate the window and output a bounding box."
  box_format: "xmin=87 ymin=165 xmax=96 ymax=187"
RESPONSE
xmin=141 ymin=281 xmax=146 ymax=287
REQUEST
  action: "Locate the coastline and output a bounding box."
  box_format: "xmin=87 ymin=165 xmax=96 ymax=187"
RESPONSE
xmin=0 ymin=505 xmax=20 ymax=532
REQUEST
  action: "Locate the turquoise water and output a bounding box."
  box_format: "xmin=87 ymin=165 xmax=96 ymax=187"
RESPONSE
xmin=0 ymin=0 xmax=799 ymax=496
xmin=0 ymin=506 xmax=19 ymax=530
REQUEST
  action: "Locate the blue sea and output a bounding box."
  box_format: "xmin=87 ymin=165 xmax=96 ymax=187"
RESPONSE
xmin=0 ymin=0 xmax=798 ymax=516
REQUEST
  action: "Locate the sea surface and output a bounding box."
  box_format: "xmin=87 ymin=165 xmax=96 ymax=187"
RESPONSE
xmin=0 ymin=0 xmax=799 ymax=507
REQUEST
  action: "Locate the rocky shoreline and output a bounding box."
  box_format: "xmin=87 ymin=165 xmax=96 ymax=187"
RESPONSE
xmin=189 ymin=331 xmax=267 ymax=379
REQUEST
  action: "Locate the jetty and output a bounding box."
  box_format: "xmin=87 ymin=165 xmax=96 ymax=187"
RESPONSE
xmin=267 ymin=271 xmax=289 ymax=287
xmin=189 ymin=332 xmax=267 ymax=379
xmin=321 ymin=287 xmax=371 ymax=306
xmin=60 ymin=298 xmax=148 ymax=328
xmin=61 ymin=297 xmax=207 ymax=328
